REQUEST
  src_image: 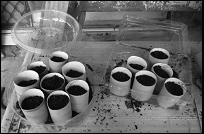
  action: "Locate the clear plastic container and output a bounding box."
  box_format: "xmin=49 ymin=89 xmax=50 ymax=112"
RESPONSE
xmin=116 ymin=15 xmax=190 ymax=55
xmin=104 ymin=15 xmax=194 ymax=112
xmin=12 ymin=10 xmax=81 ymax=55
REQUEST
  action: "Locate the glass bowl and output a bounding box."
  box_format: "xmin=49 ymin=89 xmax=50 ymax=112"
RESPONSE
xmin=12 ymin=10 xmax=80 ymax=55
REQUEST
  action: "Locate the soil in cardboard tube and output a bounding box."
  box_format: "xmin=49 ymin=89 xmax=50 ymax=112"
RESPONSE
xmin=150 ymin=51 xmax=168 ymax=59
xmin=71 ymin=78 xmax=92 ymax=117
xmin=153 ymin=65 xmax=170 ymax=78
xmin=136 ymin=75 xmax=155 ymax=86
xmin=51 ymin=56 xmax=66 ymax=62
xmin=21 ymin=96 xmax=43 ymax=110
xmin=165 ymin=82 xmax=183 ymax=96
xmin=41 ymin=75 xmax=64 ymax=90
xmin=30 ymin=66 xmax=46 ymax=74
xmin=112 ymin=72 xmax=130 ymax=82
xmin=129 ymin=63 xmax=144 ymax=70
xmin=48 ymin=95 xmax=69 ymax=110
xmin=67 ymin=85 xmax=87 ymax=96
xmin=66 ymin=69 xmax=84 ymax=77
xmin=17 ymin=79 xmax=37 ymax=87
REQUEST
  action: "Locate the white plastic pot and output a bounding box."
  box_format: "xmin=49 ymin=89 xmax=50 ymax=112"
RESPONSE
xmin=19 ymin=88 xmax=48 ymax=124
xmin=157 ymin=78 xmax=186 ymax=109
xmin=47 ymin=90 xmax=72 ymax=124
xmin=127 ymin=56 xmax=147 ymax=74
xmin=13 ymin=70 xmax=40 ymax=100
xmin=109 ymin=67 xmax=132 ymax=96
xmin=65 ymin=80 xmax=89 ymax=113
xmin=62 ymin=61 xmax=86 ymax=83
xmin=27 ymin=61 xmax=49 ymax=78
xmin=40 ymin=73 xmax=65 ymax=95
xmin=49 ymin=51 xmax=69 ymax=73
xmin=149 ymin=48 xmax=170 ymax=66
xmin=151 ymin=63 xmax=173 ymax=94
xmin=131 ymin=70 xmax=157 ymax=101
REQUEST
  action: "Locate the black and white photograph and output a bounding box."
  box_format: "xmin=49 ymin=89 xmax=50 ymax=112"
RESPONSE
xmin=1 ymin=1 xmax=202 ymax=133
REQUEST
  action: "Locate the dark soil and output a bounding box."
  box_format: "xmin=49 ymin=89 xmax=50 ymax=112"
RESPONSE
xmin=172 ymin=69 xmax=179 ymax=78
xmin=30 ymin=66 xmax=46 ymax=74
xmin=72 ymin=111 xmax=79 ymax=117
xmin=129 ymin=63 xmax=144 ymax=70
xmin=130 ymin=74 xmax=135 ymax=89
xmin=153 ymin=65 xmax=170 ymax=78
xmin=165 ymin=82 xmax=183 ymax=96
xmin=17 ymin=79 xmax=37 ymax=87
xmin=41 ymin=75 xmax=64 ymax=90
xmin=45 ymin=114 xmax=53 ymax=124
xmin=136 ymin=75 xmax=156 ymax=86
xmin=66 ymin=69 xmax=83 ymax=77
xmin=16 ymin=101 xmax=25 ymax=117
xmin=150 ymin=51 xmax=168 ymax=59
xmin=114 ymin=59 xmax=127 ymax=68
xmin=68 ymin=77 xmax=92 ymax=117
xmin=67 ymin=85 xmax=87 ymax=96
xmin=50 ymin=56 xmax=66 ymax=62
xmin=21 ymin=96 xmax=43 ymax=110
xmin=112 ymin=72 xmax=130 ymax=82
xmin=48 ymin=95 xmax=69 ymax=110
xmin=125 ymin=94 xmax=143 ymax=112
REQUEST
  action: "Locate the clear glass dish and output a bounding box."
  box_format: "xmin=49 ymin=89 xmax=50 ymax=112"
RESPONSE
xmin=12 ymin=10 xmax=80 ymax=55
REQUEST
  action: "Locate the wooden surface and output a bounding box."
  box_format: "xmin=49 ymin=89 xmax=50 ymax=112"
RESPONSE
xmin=1 ymin=41 xmax=202 ymax=133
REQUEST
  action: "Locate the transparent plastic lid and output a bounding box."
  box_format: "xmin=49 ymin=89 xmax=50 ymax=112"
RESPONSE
xmin=12 ymin=10 xmax=80 ymax=55
xmin=117 ymin=15 xmax=189 ymax=54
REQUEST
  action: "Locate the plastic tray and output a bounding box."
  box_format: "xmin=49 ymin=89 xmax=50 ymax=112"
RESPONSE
xmin=102 ymin=41 xmax=201 ymax=129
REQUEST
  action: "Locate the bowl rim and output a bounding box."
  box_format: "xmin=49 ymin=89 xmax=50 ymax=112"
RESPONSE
xmin=11 ymin=9 xmax=80 ymax=55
